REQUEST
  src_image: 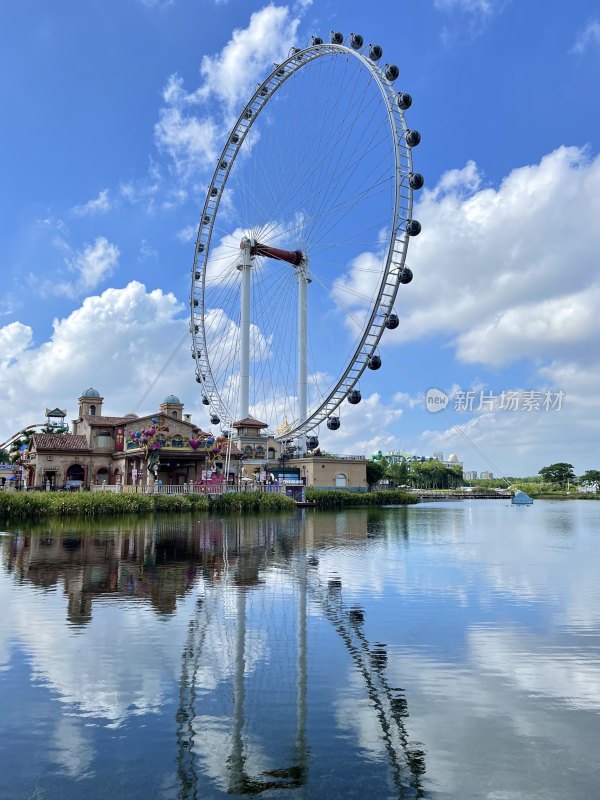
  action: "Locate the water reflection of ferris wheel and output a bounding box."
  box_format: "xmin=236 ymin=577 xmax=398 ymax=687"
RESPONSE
xmin=176 ymin=513 xmax=426 ymax=798
xmin=190 ymin=31 xmax=423 ymax=448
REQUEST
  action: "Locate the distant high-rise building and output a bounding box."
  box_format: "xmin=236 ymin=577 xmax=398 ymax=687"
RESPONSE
xmin=480 ymin=471 xmax=494 ymax=480
xmin=464 ymin=471 xmax=478 ymax=480
xmin=433 ymin=451 xmax=443 ymax=461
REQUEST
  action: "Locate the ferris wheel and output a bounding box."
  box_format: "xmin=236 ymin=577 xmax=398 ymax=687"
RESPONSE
xmin=190 ymin=31 xmax=423 ymax=447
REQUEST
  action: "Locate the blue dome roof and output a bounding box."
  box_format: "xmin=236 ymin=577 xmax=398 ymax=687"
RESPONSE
xmin=163 ymin=394 xmax=181 ymax=404
xmin=82 ymin=387 xmax=101 ymax=398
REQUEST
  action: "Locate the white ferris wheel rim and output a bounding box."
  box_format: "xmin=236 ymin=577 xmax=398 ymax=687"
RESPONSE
xmin=191 ymin=39 xmax=417 ymax=440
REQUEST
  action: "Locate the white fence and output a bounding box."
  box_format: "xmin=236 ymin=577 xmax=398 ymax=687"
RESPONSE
xmin=90 ymin=481 xmax=305 ymax=497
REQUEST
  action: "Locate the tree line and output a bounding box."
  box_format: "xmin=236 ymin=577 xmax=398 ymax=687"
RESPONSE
xmin=366 ymin=458 xmax=600 ymax=491
xmin=366 ymin=458 xmax=463 ymax=490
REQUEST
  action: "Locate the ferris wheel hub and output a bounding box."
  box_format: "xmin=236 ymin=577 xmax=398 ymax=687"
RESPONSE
xmin=246 ymin=240 xmax=305 ymax=267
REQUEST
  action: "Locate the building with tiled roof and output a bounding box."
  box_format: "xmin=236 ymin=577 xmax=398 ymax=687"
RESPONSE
xmin=32 ymin=434 xmax=90 ymax=452
xmin=24 ymin=388 xmax=237 ymax=490
xmin=21 ymin=387 xmax=366 ymax=492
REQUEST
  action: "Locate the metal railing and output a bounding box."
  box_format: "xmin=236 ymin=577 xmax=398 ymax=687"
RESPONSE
xmin=91 ymin=481 xmax=304 ymax=496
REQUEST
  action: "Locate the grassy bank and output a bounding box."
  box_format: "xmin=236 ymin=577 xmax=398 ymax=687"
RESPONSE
xmin=0 ymin=491 xmax=298 ymax=519
xmin=306 ymin=489 xmax=419 ymax=508
xmin=208 ymin=492 xmax=296 ymax=512
xmin=0 ymin=491 xmax=210 ymax=519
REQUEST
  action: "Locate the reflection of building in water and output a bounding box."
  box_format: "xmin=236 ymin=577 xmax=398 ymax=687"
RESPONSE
xmin=1 ymin=515 xmax=316 ymax=623
xmin=1 ymin=511 xmax=426 ymax=794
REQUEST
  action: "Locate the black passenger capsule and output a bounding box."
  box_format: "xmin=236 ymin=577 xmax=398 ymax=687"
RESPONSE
xmin=397 ymin=92 xmax=412 ymax=110
xmin=399 ymin=267 xmax=413 ymax=284
xmin=327 ymin=417 xmax=341 ymax=430
xmin=385 ymin=64 xmax=399 ymax=81
xmin=350 ymin=33 xmax=363 ymax=49
xmin=406 ymin=130 xmax=421 ymax=147
xmin=369 ymin=44 xmax=383 ymax=61
xmin=348 ymin=389 xmax=362 ymax=404
xmin=368 ymin=355 xmax=382 ymax=370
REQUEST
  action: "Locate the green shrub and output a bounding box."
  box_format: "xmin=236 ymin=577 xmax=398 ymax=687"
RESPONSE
xmin=0 ymin=489 xmax=298 ymax=520
xmin=306 ymin=489 xmax=418 ymax=508
xmin=0 ymin=491 xmax=209 ymax=520
xmin=207 ymin=492 xmax=296 ymax=513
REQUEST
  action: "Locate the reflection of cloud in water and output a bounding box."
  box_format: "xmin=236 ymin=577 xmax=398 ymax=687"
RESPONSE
xmin=0 ymin=578 xmax=270 ymax=724
xmin=191 ymin=715 xmax=270 ymax=792
xmin=470 ymin=627 xmax=600 ymax=711
xmin=333 ymin=670 xmax=387 ymax=762
xmin=383 ymin=633 xmax=600 ymax=798
xmin=52 ymin=717 xmax=95 ymax=779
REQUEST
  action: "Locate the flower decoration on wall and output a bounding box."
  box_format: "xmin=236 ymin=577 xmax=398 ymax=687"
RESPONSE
xmin=204 ymin=435 xmax=228 ymax=468
xmin=128 ymin=422 xmax=169 ymax=479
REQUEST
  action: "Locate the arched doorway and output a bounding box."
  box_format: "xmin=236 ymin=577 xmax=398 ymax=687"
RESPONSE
xmin=95 ymin=467 xmax=109 ymax=485
xmin=42 ymin=470 xmax=57 ymax=489
xmin=66 ymin=464 xmax=85 ymax=483
xmin=335 ymin=473 xmax=348 ymax=488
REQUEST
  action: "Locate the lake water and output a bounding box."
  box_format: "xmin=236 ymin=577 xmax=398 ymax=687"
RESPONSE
xmin=1 ymin=500 xmax=599 ymax=799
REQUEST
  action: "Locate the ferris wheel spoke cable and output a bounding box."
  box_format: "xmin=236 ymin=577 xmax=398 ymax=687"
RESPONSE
xmin=250 ymin=161 xmax=392 ymax=260
xmin=249 ymin=55 xmax=365 ymax=247
xmin=299 ymin=90 xmax=387 ymax=249
xmin=269 ymin=151 xmax=392 ymax=256
xmin=254 ymin=61 xmax=378 ymax=245
xmin=135 ymin=328 xmax=190 ymax=413
xmin=303 ymin=166 xmax=393 ymax=254
xmin=318 ymin=268 xmax=512 ymax=485
xmin=252 ymin=268 xmax=299 ymax=423
xmin=253 ymin=85 xmax=385 ymax=250
xmin=193 ymin=36 xmax=420 ymax=435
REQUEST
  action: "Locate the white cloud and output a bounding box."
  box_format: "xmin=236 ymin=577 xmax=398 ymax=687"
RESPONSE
xmin=72 ymin=189 xmax=111 ymax=216
xmin=0 ymin=281 xmax=222 ymax=438
xmin=0 ymin=322 xmax=32 ymax=369
xmin=138 ymin=239 xmax=158 ymax=262
xmin=198 ymin=5 xmax=301 ymax=109
xmin=435 ymin=0 xmax=507 ymax=41
xmin=177 ymin=224 xmax=197 ymax=243
xmin=153 ymin=5 xmax=305 ymax=178
xmin=318 ymin=392 xmax=403 ymax=456
xmin=434 ymin=0 xmax=500 ymax=13
xmin=136 ymin=0 xmax=174 ymax=8
xmin=56 ymin=236 xmax=120 ymax=298
xmin=154 ymin=105 xmax=219 ymax=177
xmin=455 ymin=285 xmax=600 ymax=366
xmin=119 ymin=159 xmax=161 ymax=211
xmin=383 ymin=146 xmax=600 ymax=365
xmin=571 ymin=18 xmax=600 ymax=55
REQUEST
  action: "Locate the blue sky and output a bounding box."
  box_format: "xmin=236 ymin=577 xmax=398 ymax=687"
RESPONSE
xmin=1 ymin=0 xmax=599 ymax=475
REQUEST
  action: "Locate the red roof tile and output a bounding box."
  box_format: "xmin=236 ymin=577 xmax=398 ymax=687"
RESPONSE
xmin=231 ymin=416 xmax=269 ymax=429
xmin=82 ymin=415 xmax=126 ymax=426
xmin=32 ymin=434 xmax=91 ymax=452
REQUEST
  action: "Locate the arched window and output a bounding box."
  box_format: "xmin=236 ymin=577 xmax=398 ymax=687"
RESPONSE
xmin=96 ymin=467 xmax=109 ymax=484
xmin=66 ymin=464 xmax=85 ymax=482
xmin=268 ymin=447 xmax=275 ymax=460
xmin=243 ymin=445 xmax=253 ymax=457
xmin=335 ymin=473 xmax=348 ymax=488
xmin=255 ymin=445 xmax=265 ymax=458
xmin=171 ymin=437 xmax=183 ymax=447
xmin=171 ymin=411 xmax=177 ymax=418
xmin=90 ymin=405 xmax=96 ymax=416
